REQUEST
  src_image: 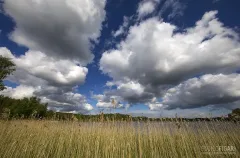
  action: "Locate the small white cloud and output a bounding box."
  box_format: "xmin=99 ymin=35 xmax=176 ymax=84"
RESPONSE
xmin=137 ymin=0 xmax=157 ymax=19
xmin=96 ymin=101 xmax=123 ymax=109
xmin=93 ymin=93 xmax=125 ymax=109
xmin=1 ymin=85 xmax=35 ymax=99
xmin=159 ymin=0 xmax=186 ymax=20
xmin=112 ymin=16 xmax=131 ymax=37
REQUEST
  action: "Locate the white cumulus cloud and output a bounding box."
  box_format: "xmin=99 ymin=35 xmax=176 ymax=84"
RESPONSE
xmin=1 ymin=85 xmax=35 ymax=99
xmin=101 ymin=11 xmax=240 ymax=85
xmin=100 ymin=11 xmax=240 ymax=110
xmin=3 ymin=0 xmax=106 ymax=64
xmin=0 ymin=47 xmax=93 ymax=113
xmin=161 ymin=74 xmax=240 ymax=109
xmin=137 ymin=0 xmax=158 ymax=19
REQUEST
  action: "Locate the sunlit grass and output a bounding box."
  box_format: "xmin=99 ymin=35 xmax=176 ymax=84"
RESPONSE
xmin=0 ymin=120 xmax=239 ymax=158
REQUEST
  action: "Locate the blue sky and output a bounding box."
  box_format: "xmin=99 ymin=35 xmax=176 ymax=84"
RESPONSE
xmin=0 ymin=0 xmax=240 ymax=117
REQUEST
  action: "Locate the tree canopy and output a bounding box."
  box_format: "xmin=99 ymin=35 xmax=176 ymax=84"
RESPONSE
xmin=0 ymin=55 xmax=15 ymax=91
xmin=0 ymin=96 xmax=47 ymax=119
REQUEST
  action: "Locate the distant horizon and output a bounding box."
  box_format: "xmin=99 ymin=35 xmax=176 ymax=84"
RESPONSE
xmin=50 ymin=109 xmax=234 ymax=119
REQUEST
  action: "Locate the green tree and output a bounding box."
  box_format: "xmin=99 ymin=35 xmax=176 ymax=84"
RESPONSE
xmin=0 ymin=55 xmax=15 ymax=91
xmin=232 ymin=108 xmax=240 ymax=116
xmin=228 ymin=108 xmax=240 ymax=120
xmin=0 ymin=96 xmax=47 ymax=119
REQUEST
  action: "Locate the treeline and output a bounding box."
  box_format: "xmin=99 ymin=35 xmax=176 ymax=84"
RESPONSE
xmin=0 ymin=96 xmax=47 ymax=119
xmin=45 ymin=109 xmax=240 ymax=122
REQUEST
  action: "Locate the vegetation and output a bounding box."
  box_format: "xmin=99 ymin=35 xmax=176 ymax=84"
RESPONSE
xmin=0 ymin=96 xmax=47 ymax=119
xmin=0 ymin=120 xmax=239 ymax=158
xmin=0 ymin=55 xmax=15 ymax=91
xmin=228 ymin=108 xmax=240 ymax=119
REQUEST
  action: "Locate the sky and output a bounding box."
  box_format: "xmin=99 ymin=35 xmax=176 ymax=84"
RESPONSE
xmin=0 ymin=0 xmax=240 ymax=118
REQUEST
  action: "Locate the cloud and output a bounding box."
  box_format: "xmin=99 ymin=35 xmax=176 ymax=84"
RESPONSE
xmin=3 ymin=0 xmax=106 ymax=64
xmin=137 ymin=0 xmax=159 ymax=19
xmin=112 ymin=16 xmax=130 ymax=37
xmin=92 ymin=94 xmax=124 ymax=109
xmin=0 ymin=47 xmax=93 ymax=113
xmin=96 ymin=101 xmax=124 ymax=109
xmin=0 ymin=0 xmax=106 ymax=113
xmin=213 ymin=0 xmax=221 ymax=4
xmin=160 ymin=74 xmax=240 ymax=110
xmin=0 ymin=47 xmax=88 ymax=86
xmin=106 ymin=80 xmax=154 ymax=104
xmin=100 ymin=11 xmax=240 ymax=110
xmin=148 ymin=97 xmax=163 ymax=111
xmin=1 ymin=85 xmax=35 ymax=99
xmin=42 ymin=92 xmax=93 ymax=112
xmin=159 ymin=0 xmax=186 ymax=20
xmin=101 ymin=11 xmax=240 ymax=86
xmin=2 ymin=85 xmax=93 ymax=113
xmin=15 ymin=51 xmax=87 ymax=86
xmin=1 ymin=0 xmax=107 ymax=113
xmin=93 ymin=80 xmax=155 ymax=110
xmin=93 ymin=94 xmax=124 ymax=109
xmin=148 ymin=103 xmax=163 ymax=111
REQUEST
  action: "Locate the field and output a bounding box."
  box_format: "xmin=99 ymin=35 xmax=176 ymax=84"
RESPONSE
xmin=0 ymin=120 xmax=239 ymax=158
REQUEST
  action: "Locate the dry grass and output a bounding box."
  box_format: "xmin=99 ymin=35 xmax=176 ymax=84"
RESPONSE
xmin=0 ymin=120 xmax=239 ymax=158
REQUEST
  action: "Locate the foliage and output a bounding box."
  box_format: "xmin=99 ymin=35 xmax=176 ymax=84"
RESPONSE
xmin=228 ymin=108 xmax=240 ymax=119
xmin=0 ymin=96 xmax=47 ymax=119
xmin=232 ymin=108 xmax=240 ymax=116
xmin=0 ymin=55 xmax=15 ymax=91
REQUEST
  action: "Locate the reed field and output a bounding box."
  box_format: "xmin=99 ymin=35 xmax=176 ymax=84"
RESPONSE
xmin=0 ymin=120 xmax=239 ymax=158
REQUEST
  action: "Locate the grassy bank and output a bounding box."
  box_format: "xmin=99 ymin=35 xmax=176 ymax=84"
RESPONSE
xmin=0 ymin=120 xmax=239 ymax=158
